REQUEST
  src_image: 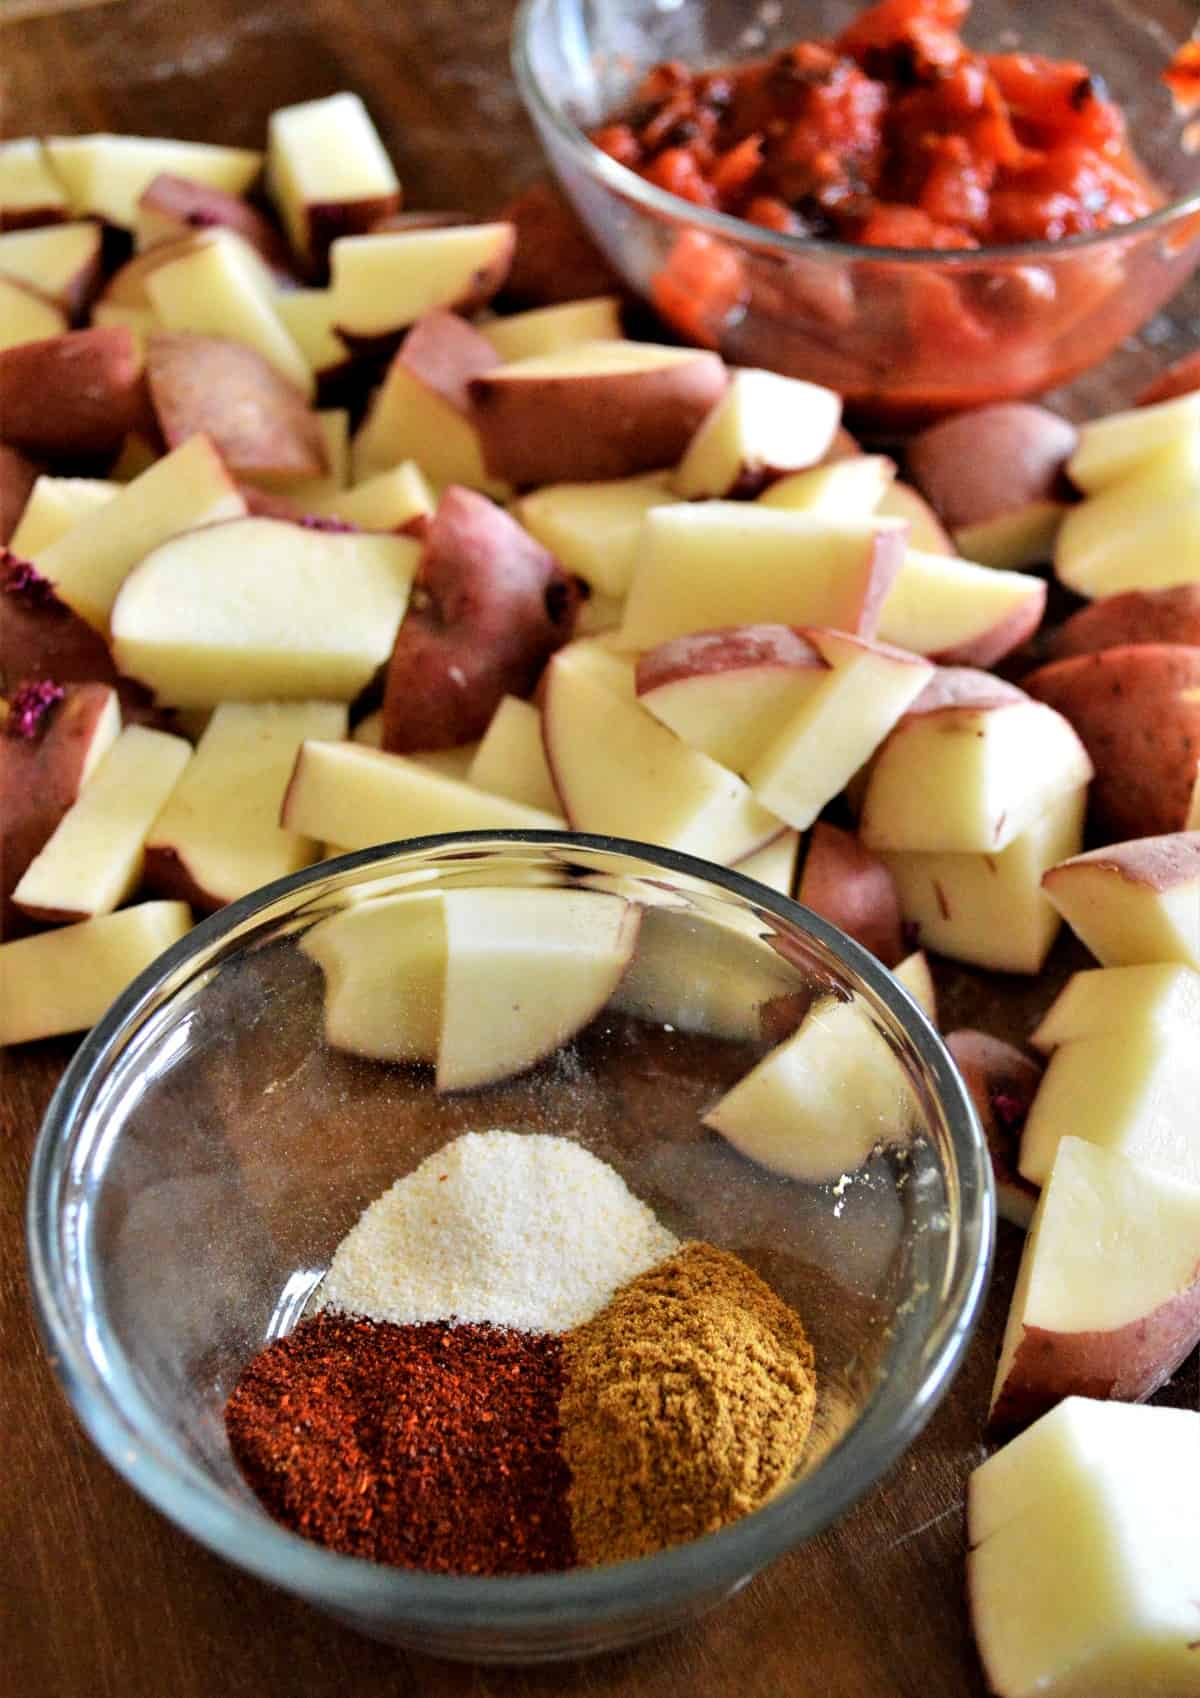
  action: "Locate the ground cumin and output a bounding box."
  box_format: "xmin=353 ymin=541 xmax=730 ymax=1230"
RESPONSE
xmin=559 ymin=1241 xmax=817 ymax=1565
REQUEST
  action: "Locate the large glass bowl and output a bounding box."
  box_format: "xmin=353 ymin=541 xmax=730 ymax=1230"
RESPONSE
xmin=514 ymin=0 xmax=1200 ymax=423
xmin=27 ymin=833 xmax=991 ymax=1664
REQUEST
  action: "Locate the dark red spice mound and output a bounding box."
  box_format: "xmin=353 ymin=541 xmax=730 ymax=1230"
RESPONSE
xmin=225 ymin=1314 xmax=576 ymax=1575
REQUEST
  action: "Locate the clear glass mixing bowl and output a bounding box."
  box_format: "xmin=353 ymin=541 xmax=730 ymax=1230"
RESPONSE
xmin=28 ymin=832 xmax=992 ymax=1662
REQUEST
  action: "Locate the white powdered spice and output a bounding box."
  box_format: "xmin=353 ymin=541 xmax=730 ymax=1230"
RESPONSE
xmin=320 ymin=1130 xmax=679 ymax=1334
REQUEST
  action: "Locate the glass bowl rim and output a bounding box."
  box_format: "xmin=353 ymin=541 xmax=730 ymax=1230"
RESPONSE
xmin=512 ymin=0 xmax=1200 ymax=268
xmin=27 ymin=829 xmax=993 ymax=1628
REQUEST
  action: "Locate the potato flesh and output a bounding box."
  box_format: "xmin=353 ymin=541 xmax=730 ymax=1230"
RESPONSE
xmin=672 ymin=368 xmax=841 ymax=500
xmin=611 ymin=906 xmax=796 ymax=1042
xmin=146 ymin=232 xmax=312 ymax=396
xmin=0 ymin=902 xmax=192 ymax=1045
xmin=875 ymin=549 xmax=1042 ymax=656
xmin=146 ymin=701 xmax=347 ymax=906
xmin=882 ymin=786 xmax=1085 ymax=974
xmin=514 ymin=473 xmax=675 ymax=599
xmin=969 ymin=1400 xmax=1200 ymax=1698
xmin=1018 ymin=1023 xmax=1200 ymax=1188
xmin=733 ymin=831 xmax=800 ymax=898
xmin=1055 ymin=447 xmax=1200 ymax=599
xmin=860 ymin=703 xmax=1092 ymax=854
xmin=45 ymin=134 xmax=261 ymax=227
xmin=482 ymin=296 xmax=622 ymax=363
xmin=0 ymin=277 xmax=67 ymax=351
xmin=110 ymin=518 xmax=418 ymax=707
xmin=542 ymin=648 xmax=780 ymax=864
xmin=1068 ymin=391 xmax=1200 ymax=494
xmin=639 ymin=660 xmax=826 ymax=775
xmin=36 ymin=436 xmax=245 ymax=631
xmin=14 ymin=726 xmax=191 ymax=922
xmin=619 ymin=508 xmax=903 ymax=650
xmin=1031 ymin=963 xmax=1200 ymax=1052
xmin=302 ymin=890 xmax=446 ymax=1064
xmin=281 ymin=740 xmax=564 ymax=852
xmin=746 ymin=632 xmax=933 ymax=831
xmin=273 ymin=288 xmax=348 ymax=374
xmin=758 ymin=455 xmax=894 ymax=518
xmin=329 ymin=224 xmax=512 ymax=335
xmin=0 ymin=221 xmax=101 ymax=306
xmin=351 ymin=360 xmax=498 ymax=491
xmin=9 ymin=476 xmax=119 ymax=558
xmin=316 ymin=461 xmax=434 ymax=529
xmin=703 ymin=993 xmax=915 ymax=1182
xmin=257 ymin=410 xmax=349 ymax=508
xmin=0 ymin=138 xmax=68 ymax=219
xmin=466 ymin=696 xmax=560 ymax=815
xmin=436 ymin=888 xmax=636 ymax=1091
xmin=1044 ymin=862 xmax=1200 ymax=971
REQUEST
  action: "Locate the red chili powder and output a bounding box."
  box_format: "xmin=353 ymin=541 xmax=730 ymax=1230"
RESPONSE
xmin=225 ymin=1314 xmax=576 ymax=1575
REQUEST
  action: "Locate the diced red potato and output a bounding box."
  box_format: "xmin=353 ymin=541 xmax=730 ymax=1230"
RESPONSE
xmin=1136 ymin=351 xmax=1200 ymax=407
xmin=351 ymin=308 xmax=500 ymax=490
xmin=97 ymin=235 xmax=205 ymax=308
xmin=945 ymin=1030 xmax=1043 ymax=1230
xmin=796 ymin=821 xmax=905 ymax=968
xmin=470 ymin=342 xmax=727 ymax=486
xmin=1024 ymin=644 xmax=1200 ymax=840
xmin=905 ymin=405 xmax=1077 ymax=549
xmin=381 ymin=486 xmax=578 ymax=753
xmin=145 ymin=332 xmax=327 ymax=482
xmin=0 ymin=681 xmax=120 ymax=936
xmin=135 ymin=174 xmax=294 ymax=274
xmin=0 ymin=327 xmax=149 ymax=460
xmin=1045 ymin=585 xmax=1200 ymax=661
xmin=496 ymin=179 xmax=622 ymax=308
xmin=0 ymin=446 xmax=38 ymax=546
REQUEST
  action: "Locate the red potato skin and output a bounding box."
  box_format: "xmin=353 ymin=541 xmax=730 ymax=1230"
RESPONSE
xmin=146 ymin=332 xmax=327 ymax=480
xmin=0 ymin=445 xmax=38 ymax=545
xmin=0 ymin=205 xmax=67 ymax=233
xmin=906 ymin=666 xmax=1028 ymax=714
xmin=0 ymin=681 xmax=116 ymax=936
xmin=381 ymin=485 xmax=578 ymax=752
xmin=988 ymin=1276 xmax=1200 ymax=1438
xmin=906 ymin=403 xmax=1077 ymax=529
xmin=1043 ymin=831 xmax=1200 ymax=896
xmin=396 ymin=307 xmax=499 ymax=411
xmin=1024 ymin=644 xmax=1200 ymax=839
xmin=1046 ymin=585 xmax=1200 ymax=661
xmin=496 ymin=180 xmax=622 ymax=309
xmin=933 ymin=577 xmax=1047 ymax=670
xmin=137 ymin=174 xmax=294 ymax=276
xmin=1137 ymin=351 xmax=1200 ymax=407
xmin=945 ymin=1029 xmax=1042 ymax=1230
xmin=0 ymin=327 xmax=149 ymax=459
xmin=470 ymin=350 xmax=727 ymax=487
xmin=635 ymin=625 xmax=823 ymax=695
xmin=797 ymin=822 xmax=905 ymax=968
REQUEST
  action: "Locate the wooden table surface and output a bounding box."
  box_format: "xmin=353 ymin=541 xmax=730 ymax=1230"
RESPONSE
xmin=2 ymin=3 xmax=1198 ymax=1695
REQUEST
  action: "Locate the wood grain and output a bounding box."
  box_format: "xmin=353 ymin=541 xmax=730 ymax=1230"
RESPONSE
xmin=2 ymin=4 xmax=1198 ymax=1695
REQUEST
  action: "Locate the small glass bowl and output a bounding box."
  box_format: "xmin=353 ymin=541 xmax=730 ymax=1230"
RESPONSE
xmin=28 ymin=833 xmax=991 ymax=1663
xmin=514 ymin=0 xmax=1200 ymax=424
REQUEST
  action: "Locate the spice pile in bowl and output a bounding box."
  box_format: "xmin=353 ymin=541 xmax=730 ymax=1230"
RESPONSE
xmin=225 ymin=1131 xmax=818 ymax=1575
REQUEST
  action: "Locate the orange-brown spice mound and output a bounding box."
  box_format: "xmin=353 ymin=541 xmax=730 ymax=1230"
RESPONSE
xmin=560 ymin=1242 xmax=817 ymax=1565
